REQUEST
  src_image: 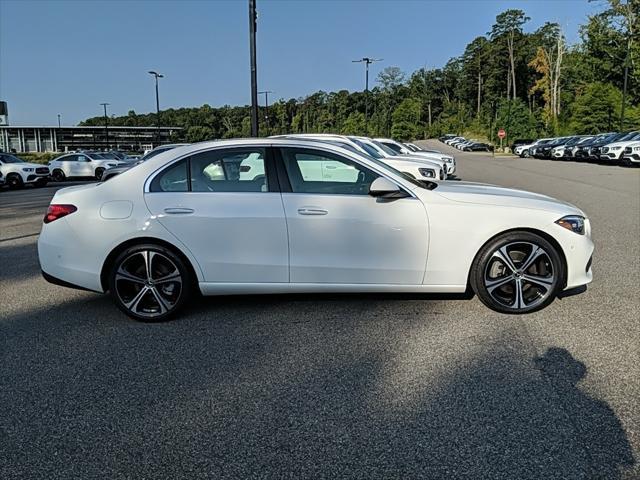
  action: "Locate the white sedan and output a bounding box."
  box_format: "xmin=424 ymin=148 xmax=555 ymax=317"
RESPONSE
xmin=38 ymin=138 xmax=593 ymax=321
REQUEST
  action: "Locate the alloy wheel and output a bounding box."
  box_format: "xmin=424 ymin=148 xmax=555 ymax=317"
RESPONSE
xmin=114 ymin=250 xmax=183 ymax=319
xmin=483 ymin=241 xmax=555 ymax=310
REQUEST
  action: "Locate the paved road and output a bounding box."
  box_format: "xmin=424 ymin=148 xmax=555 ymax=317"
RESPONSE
xmin=1 ymin=150 xmax=638 ymax=479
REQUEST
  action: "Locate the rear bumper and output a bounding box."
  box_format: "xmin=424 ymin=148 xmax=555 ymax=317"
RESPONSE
xmin=38 ymin=220 xmax=105 ymax=293
xmin=41 ymin=269 xmax=100 ymax=292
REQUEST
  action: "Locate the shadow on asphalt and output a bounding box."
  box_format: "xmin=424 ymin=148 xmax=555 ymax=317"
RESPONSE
xmin=1 ymin=293 xmax=635 ymax=478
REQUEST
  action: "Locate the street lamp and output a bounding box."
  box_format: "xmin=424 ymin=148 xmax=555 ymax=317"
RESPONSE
xmin=258 ymin=90 xmax=273 ymax=135
xmin=148 ymin=71 xmax=164 ymax=145
xmin=352 ymin=57 xmax=382 ymax=134
xmin=100 ymin=103 xmax=110 ymax=150
xmin=249 ymin=0 xmax=259 ymax=137
xmin=57 ymin=114 xmax=61 ymax=128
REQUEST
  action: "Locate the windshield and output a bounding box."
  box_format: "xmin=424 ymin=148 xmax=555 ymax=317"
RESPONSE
xmin=373 ymin=140 xmax=398 ymax=156
xmin=381 ymin=141 xmax=403 ymax=153
xmin=350 ymin=138 xmax=384 ymax=159
xmin=0 ymin=154 xmax=25 ymax=163
xmin=616 ymin=131 xmax=640 ymax=142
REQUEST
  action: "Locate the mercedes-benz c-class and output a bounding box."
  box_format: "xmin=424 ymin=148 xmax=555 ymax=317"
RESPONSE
xmin=38 ymin=138 xmax=593 ymax=321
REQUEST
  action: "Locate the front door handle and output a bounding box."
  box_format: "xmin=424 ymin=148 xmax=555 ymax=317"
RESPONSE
xmin=164 ymin=207 xmax=195 ymax=215
xmin=297 ymin=207 xmax=328 ymax=216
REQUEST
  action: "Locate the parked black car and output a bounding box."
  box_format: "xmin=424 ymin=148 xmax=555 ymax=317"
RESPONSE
xmin=533 ymin=137 xmax=571 ymax=159
xmin=463 ymin=142 xmax=493 ymax=152
xmin=573 ymin=133 xmax=620 ymax=160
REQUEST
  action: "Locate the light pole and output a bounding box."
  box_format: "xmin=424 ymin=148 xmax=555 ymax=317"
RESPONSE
xmin=57 ymin=114 xmax=61 ymax=128
xmin=100 ymin=103 xmax=110 ymax=150
xmin=148 ymin=71 xmax=164 ymax=145
xmin=620 ymin=37 xmax=630 ymax=130
xmin=249 ymin=0 xmax=259 ymax=137
xmin=258 ymin=90 xmax=273 ymax=135
xmin=352 ymin=57 xmax=382 ymax=135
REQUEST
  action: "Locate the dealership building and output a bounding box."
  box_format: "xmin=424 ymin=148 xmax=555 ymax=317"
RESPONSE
xmin=0 ymin=125 xmax=181 ymax=153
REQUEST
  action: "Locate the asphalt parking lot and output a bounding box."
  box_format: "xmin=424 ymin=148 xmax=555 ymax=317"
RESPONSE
xmin=1 ymin=146 xmax=639 ymax=479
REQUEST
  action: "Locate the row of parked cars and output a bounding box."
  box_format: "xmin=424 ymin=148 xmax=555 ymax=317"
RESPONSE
xmin=0 ymin=150 xmax=143 ymax=190
xmin=438 ymin=135 xmax=493 ymax=152
xmin=2 ymin=136 xmax=458 ymax=190
xmin=512 ymin=131 xmax=640 ymax=166
xmin=95 ymin=135 xmax=458 ymax=183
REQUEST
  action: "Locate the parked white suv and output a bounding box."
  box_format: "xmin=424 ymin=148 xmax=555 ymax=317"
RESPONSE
xmin=374 ymin=138 xmax=456 ymax=175
xmin=0 ymin=153 xmax=50 ymax=189
xmin=276 ymin=135 xmax=446 ymax=181
xmin=622 ymin=141 xmax=640 ymax=166
xmin=600 ymin=131 xmax=640 ymax=162
xmin=48 ymin=151 xmax=126 ymax=181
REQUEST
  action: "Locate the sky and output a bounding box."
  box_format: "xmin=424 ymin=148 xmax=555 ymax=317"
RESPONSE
xmin=0 ymin=0 xmax=604 ymax=126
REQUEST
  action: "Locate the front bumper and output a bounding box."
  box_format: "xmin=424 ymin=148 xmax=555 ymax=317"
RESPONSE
xmin=623 ymin=152 xmax=640 ymax=163
xmin=26 ymin=174 xmax=50 ymax=183
xmin=600 ymin=149 xmax=622 ymax=161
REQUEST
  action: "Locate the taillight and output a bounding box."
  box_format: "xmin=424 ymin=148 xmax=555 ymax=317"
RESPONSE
xmin=44 ymin=204 xmax=77 ymax=224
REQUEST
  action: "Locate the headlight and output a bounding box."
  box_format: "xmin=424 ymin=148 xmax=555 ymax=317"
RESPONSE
xmin=418 ymin=168 xmax=435 ymax=178
xmin=443 ymin=157 xmax=453 ymax=163
xmin=22 ymin=167 xmax=34 ymax=172
xmin=107 ymin=163 xmax=116 ymax=167
xmin=634 ymin=146 xmax=640 ymax=151
xmin=610 ymin=146 xmax=621 ymax=151
xmin=556 ymin=215 xmax=585 ymax=235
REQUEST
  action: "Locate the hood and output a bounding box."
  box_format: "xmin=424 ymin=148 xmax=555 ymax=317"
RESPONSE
xmin=605 ymin=140 xmax=639 ymax=149
xmin=433 ymin=181 xmax=584 ymax=215
xmin=17 ymin=162 xmax=48 ymax=170
xmin=398 ymin=154 xmax=444 ymax=166
xmin=385 ymin=155 xmax=442 ymax=168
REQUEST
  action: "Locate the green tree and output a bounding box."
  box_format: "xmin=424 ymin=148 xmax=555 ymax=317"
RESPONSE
xmin=391 ymin=98 xmax=422 ymax=140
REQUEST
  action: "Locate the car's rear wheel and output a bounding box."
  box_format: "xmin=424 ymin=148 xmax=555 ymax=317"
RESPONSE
xmin=52 ymin=169 xmax=66 ymax=182
xmin=109 ymin=244 xmax=192 ymax=322
xmin=471 ymin=231 xmax=564 ymax=314
xmin=6 ymin=173 xmax=23 ymax=189
xmin=95 ymin=167 xmax=105 ymax=180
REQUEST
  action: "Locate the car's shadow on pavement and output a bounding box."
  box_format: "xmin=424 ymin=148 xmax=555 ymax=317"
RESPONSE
xmin=1 ymin=295 xmax=636 ymax=479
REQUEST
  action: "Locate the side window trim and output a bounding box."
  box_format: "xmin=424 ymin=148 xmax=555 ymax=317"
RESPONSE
xmin=275 ymin=146 xmax=414 ymax=198
xmin=147 ymin=146 xmax=279 ymax=194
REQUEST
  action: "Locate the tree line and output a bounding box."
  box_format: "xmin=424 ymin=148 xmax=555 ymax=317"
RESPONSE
xmin=81 ymin=0 xmax=639 ymax=144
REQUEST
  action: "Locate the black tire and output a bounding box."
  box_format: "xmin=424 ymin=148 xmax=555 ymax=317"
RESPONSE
xmin=522 ymin=150 xmax=530 ymax=158
xmin=6 ymin=173 xmax=23 ymax=190
xmin=52 ymin=169 xmax=66 ymax=182
xmin=108 ymin=243 xmax=193 ymax=322
xmin=95 ymin=167 xmax=105 ymax=181
xmin=470 ymin=231 xmax=565 ymax=314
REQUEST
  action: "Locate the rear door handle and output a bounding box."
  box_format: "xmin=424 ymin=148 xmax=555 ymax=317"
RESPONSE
xmin=164 ymin=207 xmax=194 ymax=215
xmin=297 ymin=207 xmax=328 ymax=216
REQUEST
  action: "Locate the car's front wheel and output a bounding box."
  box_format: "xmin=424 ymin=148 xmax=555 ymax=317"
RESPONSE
xmin=95 ymin=167 xmax=105 ymax=180
xmin=109 ymin=244 xmax=192 ymax=322
xmin=6 ymin=173 xmax=23 ymax=189
xmin=522 ymin=150 xmax=530 ymax=158
xmin=471 ymin=231 xmax=564 ymax=314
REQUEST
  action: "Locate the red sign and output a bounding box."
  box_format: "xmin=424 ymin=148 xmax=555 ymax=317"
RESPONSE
xmin=498 ymin=129 xmax=506 ymax=139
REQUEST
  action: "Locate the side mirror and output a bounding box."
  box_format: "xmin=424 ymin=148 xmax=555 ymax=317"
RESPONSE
xmin=369 ymin=176 xmax=409 ymax=199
